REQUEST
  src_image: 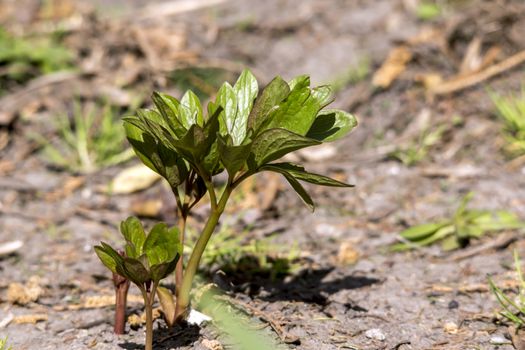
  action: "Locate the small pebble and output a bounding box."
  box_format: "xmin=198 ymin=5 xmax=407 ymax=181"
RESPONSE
xmin=448 ymin=300 xmax=459 ymax=309
xmin=490 ymin=335 xmax=512 ymax=345
xmin=365 ymin=328 xmax=386 ymax=341
xmin=187 ymin=309 xmax=212 ymax=325
xmin=443 ymin=322 xmax=458 ymax=334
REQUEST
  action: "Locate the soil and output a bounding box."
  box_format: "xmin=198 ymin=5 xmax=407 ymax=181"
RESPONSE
xmin=1 ymin=0 xmax=525 ymax=349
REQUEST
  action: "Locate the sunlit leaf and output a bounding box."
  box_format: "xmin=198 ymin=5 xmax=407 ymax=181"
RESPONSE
xmin=249 ymin=128 xmax=320 ymax=169
xmin=306 ymin=109 xmax=358 ymax=142
xmin=260 ymin=162 xmax=353 ymax=187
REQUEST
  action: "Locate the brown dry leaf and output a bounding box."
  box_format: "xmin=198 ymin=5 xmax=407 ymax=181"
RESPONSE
xmin=407 ymin=27 xmax=444 ymax=46
xmin=459 ymin=36 xmax=483 ymax=75
xmin=127 ymin=314 xmax=143 ymax=328
xmin=372 ymin=46 xmax=412 ymax=88
xmin=132 ymin=25 xmax=189 ymax=72
xmin=480 ymin=46 xmax=502 ymax=69
xmin=131 ymin=199 xmax=163 ymax=218
xmin=7 ymin=276 xmax=43 ymax=305
xmin=13 ymin=314 xmax=48 ymax=324
xmin=38 ymin=0 xmax=75 ymax=20
xmin=202 ymin=339 xmax=224 ymax=350
xmin=54 ymin=294 xmax=143 ymax=311
xmin=108 ymin=164 xmax=162 ymax=194
xmin=0 ymin=160 xmax=15 ymax=175
xmin=75 ymin=294 xmax=143 ymax=310
xmin=428 ymin=285 xmax=454 ymax=293
xmin=416 ymin=73 xmax=443 ymax=91
xmin=128 ymin=307 xmax=162 ymax=327
xmin=45 ymin=176 xmax=85 ymax=201
xmin=336 ymin=241 xmax=360 ymax=265
xmin=0 ymin=130 xmax=8 ymax=151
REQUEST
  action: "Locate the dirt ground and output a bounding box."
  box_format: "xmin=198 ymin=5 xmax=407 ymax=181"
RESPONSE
xmin=1 ymin=0 xmax=525 ymax=349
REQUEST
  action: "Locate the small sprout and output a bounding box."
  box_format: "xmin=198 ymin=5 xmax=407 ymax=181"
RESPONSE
xmin=393 ymin=193 xmax=525 ymax=251
xmin=489 ymin=250 xmax=525 ymax=328
xmin=0 ymin=28 xmax=72 ymax=85
xmin=416 ymin=2 xmax=442 ymax=21
xmin=33 ymin=102 xmax=135 ymax=173
xmin=389 ymin=123 xmax=447 ymax=166
xmin=490 ymin=86 xmax=525 ymax=158
xmin=0 ymin=337 xmax=12 ymax=350
xmin=95 ymin=217 xmax=182 ymax=350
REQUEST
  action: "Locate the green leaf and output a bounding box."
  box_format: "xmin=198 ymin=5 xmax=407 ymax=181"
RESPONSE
xmin=137 ymin=107 xmax=179 ymax=142
xmin=259 ymin=162 xmax=353 ymax=187
xmin=94 ymin=245 xmax=119 ymax=274
xmin=150 ymin=258 xmax=179 ymax=282
xmin=171 ymin=106 xmax=222 ymax=167
xmin=264 ymin=75 xmax=320 ymax=135
xmin=306 ymin=109 xmax=358 ymax=142
xmin=288 ymin=75 xmax=309 ymax=90
xmin=247 ymin=76 xmax=290 ymax=132
xmin=120 ymin=217 xmax=146 ymax=258
xmin=123 ymin=120 xmax=159 ymax=172
xmin=124 ymin=121 xmax=189 ymax=189
xmin=473 ymin=211 xmax=524 ymax=231
xmin=280 ymin=171 xmax=314 ymax=211
xmin=441 ymin=235 xmax=461 ymax=251
xmin=454 ymin=192 xmax=474 ymax=219
xmin=218 ymin=134 xmax=252 ymax=176
xmin=151 ymin=91 xmax=186 ymax=137
xmin=143 ymin=224 xmax=181 ymax=266
xmin=127 ymin=111 xmax=178 ymax=153
xmin=249 ymin=128 xmax=320 ymax=169
xmin=411 ymin=225 xmax=455 ymax=247
xmin=180 ymin=90 xmax=204 ymax=127
xmin=121 ymin=257 xmax=150 ymax=284
xmin=215 ymin=82 xmax=238 ymax=136
xmin=230 ymin=69 xmax=258 ymax=145
xmin=399 ymin=222 xmax=446 ymax=241
xmin=200 ymin=108 xmax=223 ymax=174
xmin=311 ymin=85 xmax=334 ymax=108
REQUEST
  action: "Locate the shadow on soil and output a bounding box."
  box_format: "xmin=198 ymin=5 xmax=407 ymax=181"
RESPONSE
xmin=220 ymin=260 xmax=381 ymax=305
xmin=259 ymin=268 xmax=381 ymax=305
xmin=119 ymin=324 xmax=200 ymax=350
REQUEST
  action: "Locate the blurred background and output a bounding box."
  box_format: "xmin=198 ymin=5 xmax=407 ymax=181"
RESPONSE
xmin=1 ymin=0 xmax=525 ymax=349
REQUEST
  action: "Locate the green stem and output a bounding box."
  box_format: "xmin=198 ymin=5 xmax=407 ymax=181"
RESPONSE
xmin=175 ymin=212 xmax=187 ymax=296
xmin=174 ymin=186 xmax=231 ymax=321
xmin=141 ymin=284 xmax=158 ymax=350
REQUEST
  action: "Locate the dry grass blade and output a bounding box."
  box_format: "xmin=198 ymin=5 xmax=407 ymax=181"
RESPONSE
xmin=430 ymin=50 xmax=525 ymax=96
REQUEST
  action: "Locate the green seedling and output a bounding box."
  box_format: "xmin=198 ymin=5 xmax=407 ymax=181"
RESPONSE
xmin=34 ymin=102 xmax=134 ymax=173
xmin=393 ymin=193 xmax=524 ymax=251
xmin=0 ymin=337 xmax=12 ymax=350
xmin=416 ymin=2 xmax=442 ymax=21
xmin=193 ymin=224 xmax=300 ymax=280
xmin=389 ymin=124 xmax=446 ymax=166
xmin=489 ymin=250 xmax=525 ymax=328
xmin=95 ymin=217 xmax=182 ymax=350
xmin=0 ymin=27 xmax=72 ymax=88
xmin=491 ymin=86 xmax=525 ymax=158
xmin=122 ymin=69 xmax=357 ymax=327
